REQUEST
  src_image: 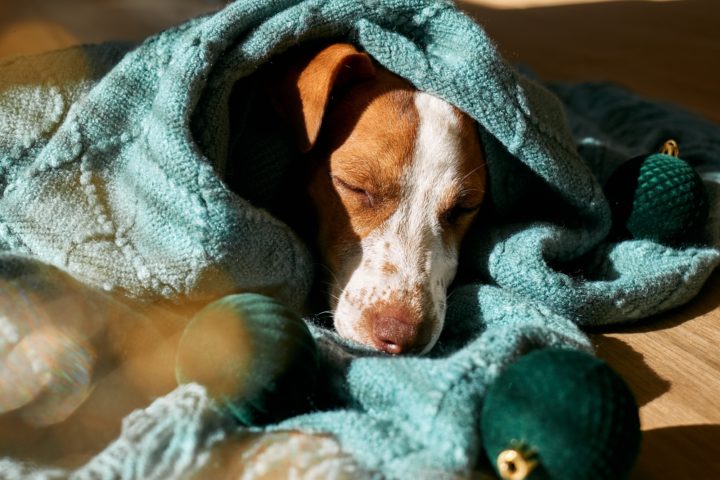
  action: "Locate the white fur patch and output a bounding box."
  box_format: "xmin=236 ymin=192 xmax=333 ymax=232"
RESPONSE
xmin=333 ymin=92 xmax=467 ymax=354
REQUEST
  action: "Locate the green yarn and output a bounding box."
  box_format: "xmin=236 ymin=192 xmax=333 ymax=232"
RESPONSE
xmin=175 ymin=293 xmax=319 ymax=426
xmin=481 ymin=348 xmax=641 ymax=480
xmin=605 ymin=152 xmax=709 ymax=245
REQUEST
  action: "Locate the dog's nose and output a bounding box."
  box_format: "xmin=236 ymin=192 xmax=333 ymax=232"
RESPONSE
xmin=372 ymin=313 xmax=425 ymax=355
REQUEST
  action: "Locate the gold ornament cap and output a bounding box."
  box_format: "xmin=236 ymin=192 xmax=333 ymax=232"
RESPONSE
xmin=659 ymin=139 xmax=679 ymax=157
xmin=496 ymin=443 xmax=538 ymax=480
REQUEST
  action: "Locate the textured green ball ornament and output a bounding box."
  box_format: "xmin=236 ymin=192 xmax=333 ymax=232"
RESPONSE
xmin=481 ymin=348 xmax=641 ymax=480
xmin=604 ymin=140 xmax=709 ymax=245
xmin=175 ymin=293 xmax=319 ymax=426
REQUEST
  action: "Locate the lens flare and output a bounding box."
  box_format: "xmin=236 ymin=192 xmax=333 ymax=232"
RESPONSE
xmin=0 ymin=277 xmax=95 ymax=427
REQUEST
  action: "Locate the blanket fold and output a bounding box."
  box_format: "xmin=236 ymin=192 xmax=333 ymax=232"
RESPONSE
xmin=1 ymin=0 xmax=719 ymax=478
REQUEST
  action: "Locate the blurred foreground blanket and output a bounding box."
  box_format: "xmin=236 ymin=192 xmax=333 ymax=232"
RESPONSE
xmin=1 ymin=0 xmax=719 ymax=478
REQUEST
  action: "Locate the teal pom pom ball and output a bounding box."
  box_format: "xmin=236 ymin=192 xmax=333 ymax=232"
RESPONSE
xmin=481 ymin=348 xmax=641 ymax=480
xmin=175 ymin=293 xmax=319 ymax=426
xmin=604 ymin=140 xmax=709 ymax=245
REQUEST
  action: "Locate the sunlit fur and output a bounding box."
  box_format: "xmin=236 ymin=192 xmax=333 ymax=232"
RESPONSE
xmin=313 ymin=89 xmax=485 ymax=354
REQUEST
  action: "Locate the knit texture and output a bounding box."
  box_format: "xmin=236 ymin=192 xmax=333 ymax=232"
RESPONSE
xmin=604 ymin=153 xmax=709 ymax=244
xmin=0 ymin=0 xmax=719 ymax=478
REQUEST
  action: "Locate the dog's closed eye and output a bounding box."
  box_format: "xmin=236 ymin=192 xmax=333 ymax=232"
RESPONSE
xmin=332 ymin=175 xmax=375 ymax=207
xmin=441 ymin=201 xmax=482 ymax=226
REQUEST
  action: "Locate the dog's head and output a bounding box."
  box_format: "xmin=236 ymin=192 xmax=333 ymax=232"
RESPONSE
xmin=271 ymin=44 xmax=486 ymax=354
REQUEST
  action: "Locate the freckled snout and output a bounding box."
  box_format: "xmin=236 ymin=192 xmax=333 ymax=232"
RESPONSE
xmin=369 ymin=306 xmax=431 ymax=355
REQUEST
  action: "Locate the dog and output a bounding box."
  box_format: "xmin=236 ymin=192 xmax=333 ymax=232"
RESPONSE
xmin=267 ymin=43 xmax=487 ymax=355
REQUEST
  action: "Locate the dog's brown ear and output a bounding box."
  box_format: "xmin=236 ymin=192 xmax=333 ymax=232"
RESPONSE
xmin=269 ymin=43 xmax=375 ymax=153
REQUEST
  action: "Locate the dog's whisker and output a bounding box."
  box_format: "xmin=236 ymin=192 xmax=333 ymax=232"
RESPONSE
xmin=458 ymin=165 xmax=484 ymax=185
xmin=319 ymin=263 xmax=343 ymax=286
xmin=312 ymin=309 xmax=335 ymax=320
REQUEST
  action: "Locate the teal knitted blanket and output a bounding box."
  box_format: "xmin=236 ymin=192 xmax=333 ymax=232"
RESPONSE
xmin=1 ymin=0 xmax=719 ymax=478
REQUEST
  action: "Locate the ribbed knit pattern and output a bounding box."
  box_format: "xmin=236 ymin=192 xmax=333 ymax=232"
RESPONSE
xmin=0 ymin=1 xmax=718 ymax=478
xmin=605 ymin=153 xmax=709 ymax=246
xmin=629 ymin=153 xmax=709 ymax=243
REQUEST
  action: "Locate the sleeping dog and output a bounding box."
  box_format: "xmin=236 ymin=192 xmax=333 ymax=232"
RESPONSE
xmin=267 ymin=43 xmax=486 ymax=355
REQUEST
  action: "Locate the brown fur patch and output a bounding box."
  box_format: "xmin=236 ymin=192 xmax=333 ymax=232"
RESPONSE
xmin=308 ymin=68 xmax=419 ymax=270
xmin=381 ymin=262 xmax=399 ymax=275
xmin=270 ymin=43 xmax=376 ymax=152
xmin=317 ymin=69 xmax=417 ymax=236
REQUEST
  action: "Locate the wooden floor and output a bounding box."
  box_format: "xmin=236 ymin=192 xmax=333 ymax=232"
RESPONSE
xmin=1 ymin=1 xmax=719 ymax=478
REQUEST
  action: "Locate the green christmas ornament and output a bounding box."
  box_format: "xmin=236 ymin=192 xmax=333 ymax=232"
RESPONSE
xmin=481 ymin=348 xmax=641 ymax=480
xmin=604 ymin=139 xmax=709 ymax=245
xmin=175 ymin=293 xmax=319 ymax=426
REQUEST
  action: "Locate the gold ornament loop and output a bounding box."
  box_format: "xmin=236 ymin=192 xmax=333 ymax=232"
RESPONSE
xmin=659 ymin=139 xmax=680 ymax=158
xmin=497 ymin=447 xmax=538 ymax=480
